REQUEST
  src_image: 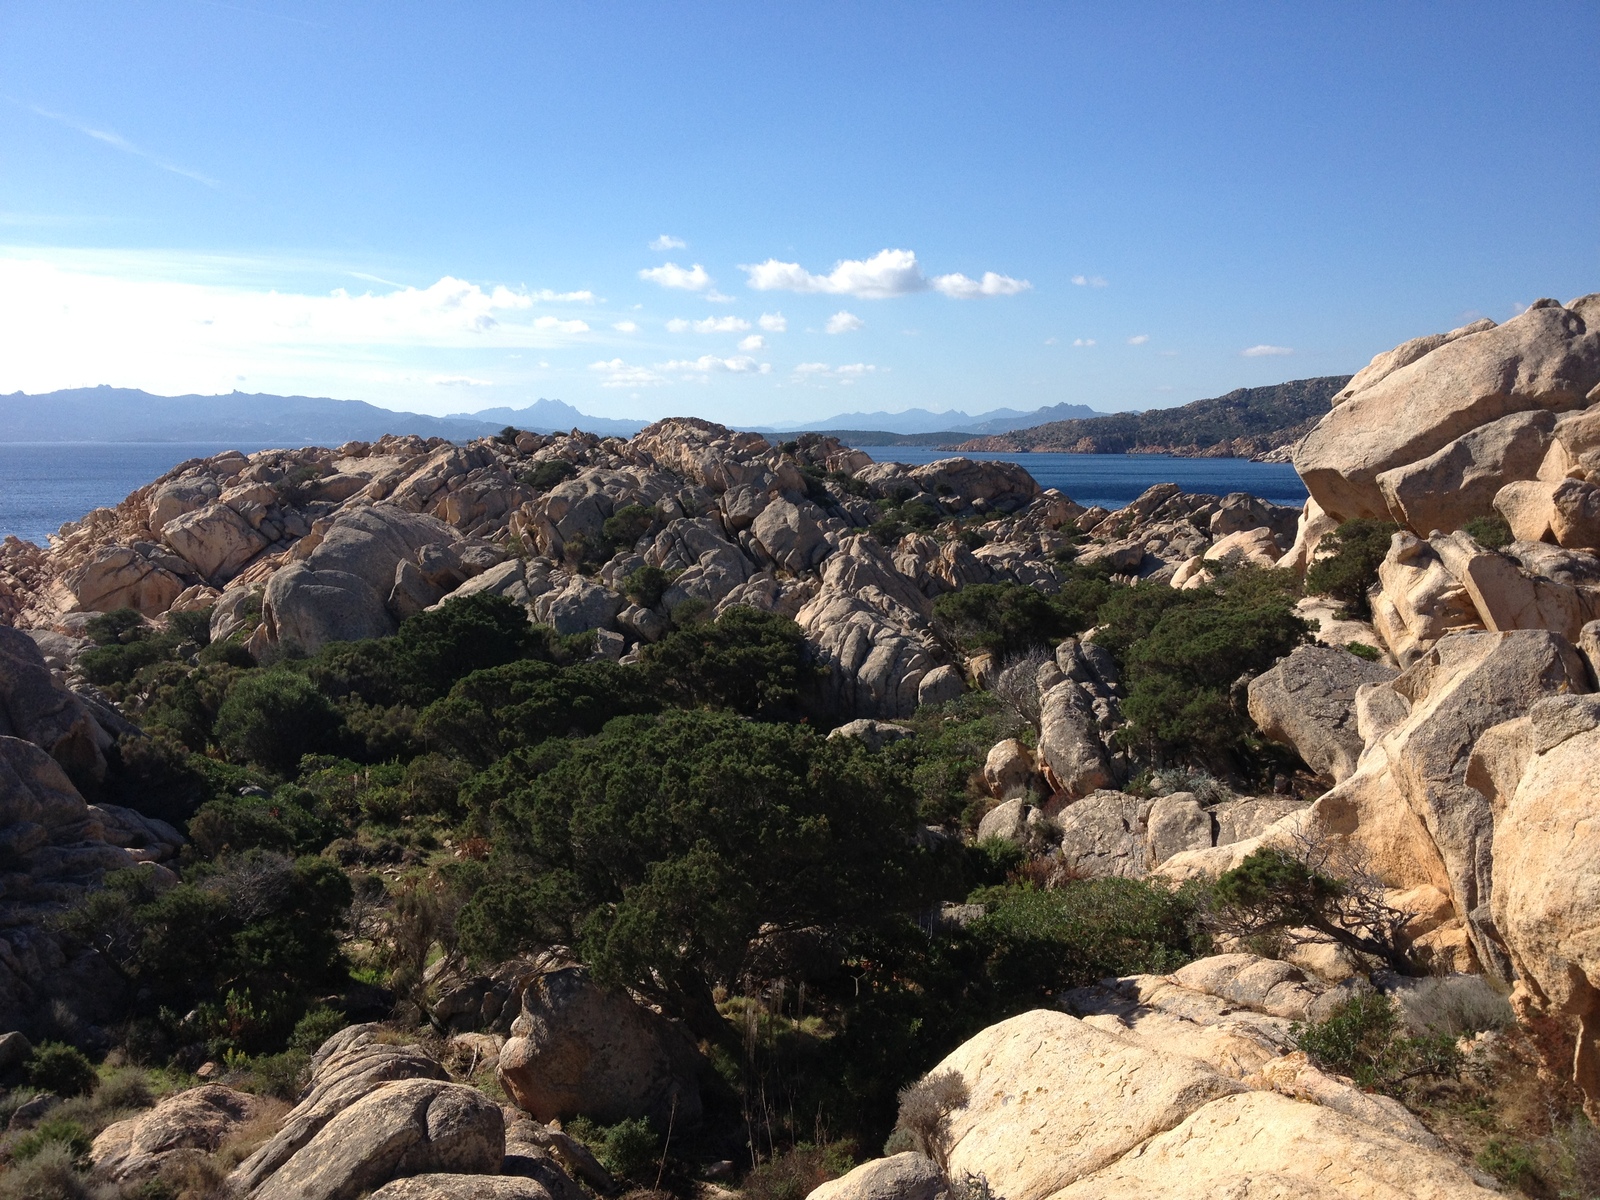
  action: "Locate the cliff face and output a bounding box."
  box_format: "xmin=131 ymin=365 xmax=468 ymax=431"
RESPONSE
xmin=952 ymin=376 xmax=1350 ymax=457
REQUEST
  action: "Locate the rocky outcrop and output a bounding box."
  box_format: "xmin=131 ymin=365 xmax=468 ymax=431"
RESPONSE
xmin=1247 ymin=644 xmax=1397 ymax=782
xmin=807 ymin=1153 xmax=942 ymax=1200
xmin=92 ymin=1085 xmax=266 ymax=1182
xmin=1296 ymin=298 xmax=1600 ymax=524
xmin=495 ymin=966 xmax=703 ymax=1127
xmin=0 ymin=624 xmax=115 ymax=784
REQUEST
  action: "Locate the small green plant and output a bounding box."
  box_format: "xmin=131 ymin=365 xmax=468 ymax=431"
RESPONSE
xmin=1305 ymin=518 xmax=1399 ymax=619
xmin=742 ymin=1142 xmax=857 ymax=1200
xmin=624 ymin=564 xmax=674 ymax=608
xmin=10 ymin=1114 xmax=92 ymax=1163
xmin=522 ymin=459 xmax=577 ymax=491
xmin=1475 ymin=1137 xmax=1538 ymax=1188
xmin=567 ymin=1115 xmax=660 ymax=1181
xmin=1292 ymin=991 xmax=1462 ymax=1094
xmin=1345 ymin=641 xmax=1381 ymax=661
xmin=289 ymin=1006 xmax=347 ymax=1054
xmin=0 ymin=1141 xmax=97 ymax=1200
xmin=26 ymin=1042 xmax=99 ymax=1098
xmin=1462 ymin=514 xmax=1513 ymax=550
xmin=888 ymin=1069 xmax=969 ymax=1171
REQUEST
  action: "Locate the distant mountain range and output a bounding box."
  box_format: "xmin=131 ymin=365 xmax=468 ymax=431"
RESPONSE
xmin=756 ymin=401 xmax=1113 ymax=437
xmin=0 ymin=388 xmax=651 ymax=444
xmin=952 ymin=376 xmax=1353 ymax=458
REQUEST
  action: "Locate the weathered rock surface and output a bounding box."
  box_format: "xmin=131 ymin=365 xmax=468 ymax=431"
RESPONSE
xmin=1247 ymin=644 xmax=1397 ymax=782
xmin=982 ymin=738 xmax=1035 ymax=799
xmin=806 ymin=1153 xmax=943 ymax=1200
xmin=92 ymin=1085 xmax=265 ymax=1182
xmin=368 ymin=1176 xmax=556 ymax=1200
xmin=496 ymin=966 xmax=702 ymax=1127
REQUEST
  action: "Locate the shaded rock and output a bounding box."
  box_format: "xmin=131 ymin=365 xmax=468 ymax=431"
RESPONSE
xmin=496 ymin=966 xmax=702 ymax=1127
xmin=161 ymin=502 xmax=269 ymax=583
xmin=827 ymin=719 xmax=914 ymax=753
xmin=1055 ymin=791 xmax=1144 ymax=878
xmin=805 ymin=1153 xmax=941 ymax=1200
xmin=1247 ymin=644 xmax=1397 ymax=783
xmin=532 ymin=578 xmax=622 ymax=637
xmin=976 ymin=797 xmax=1036 ymax=844
xmin=1037 ymin=684 xmax=1110 ymax=798
xmin=982 ymin=738 xmax=1034 ymax=799
xmin=1144 ymin=793 xmax=1211 ymax=867
xmin=1375 ymin=408 xmax=1555 ymax=535
xmin=369 ymin=1175 xmax=556 ymax=1200
xmin=750 ymin=498 xmax=832 ymax=573
xmin=1211 ymin=797 xmax=1310 ymax=846
xmin=0 ymin=624 xmax=111 ymax=783
xmin=916 ymin=663 xmax=964 ymax=708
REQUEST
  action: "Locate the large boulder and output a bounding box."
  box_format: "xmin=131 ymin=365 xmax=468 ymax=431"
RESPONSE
xmin=1036 ymin=684 xmax=1111 ymax=798
xmin=750 ymin=498 xmax=832 ymax=573
xmin=92 ymin=1085 xmax=265 ymax=1182
xmin=1055 ymin=791 xmax=1145 ymax=878
xmin=368 ymin=1177 xmax=556 ymax=1200
xmin=1491 ymin=708 xmax=1600 ymax=1118
xmin=1375 ymin=408 xmax=1556 ymax=535
xmin=806 ymin=1153 xmax=942 ymax=1200
xmin=255 ymin=508 xmax=482 ymax=656
xmin=248 ymin=1079 xmax=503 ymax=1200
xmin=1295 ymin=300 xmax=1600 ymax=522
xmin=161 ymin=501 xmax=269 ymax=583
xmin=50 ymin=544 xmax=187 ymax=616
xmin=1247 ymin=644 xmax=1397 ymax=783
xmin=496 ymin=967 xmax=702 ymax=1128
xmin=0 ymin=624 xmax=112 ymax=783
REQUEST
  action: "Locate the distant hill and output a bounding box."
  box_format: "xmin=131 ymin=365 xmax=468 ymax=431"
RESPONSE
xmin=788 ymin=429 xmax=970 ymax=447
xmin=952 ymin=376 xmax=1352 ymax=458
xmin=0 ymin=388 xmax=649 ymax=444
xmin=757 ymin=400 xmax=1113 ymax=437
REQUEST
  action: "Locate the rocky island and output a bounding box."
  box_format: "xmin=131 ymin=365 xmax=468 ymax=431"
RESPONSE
xmin=0 ymin=293 xmax=1597 ymax=1198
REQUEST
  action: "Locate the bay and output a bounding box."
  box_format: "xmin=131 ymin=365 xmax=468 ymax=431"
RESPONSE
xmin=861 ymin=448 xmax=1308 ymax=511
xmin=0 ymin=443 xmax=270 ymax=545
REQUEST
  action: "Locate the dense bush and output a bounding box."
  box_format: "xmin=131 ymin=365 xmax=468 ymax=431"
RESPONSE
xmin=523 ymin=458 xmax=577 ymax=491
xmin=455 ymin=709 xmax=928 ymax=1037
xmin=640 ymin=607 xmax=820 ymax=720
xmin=1293 ymin=991 xmax=1460 ymax=1094
xmin=1305 ymin=518 xmax=1399 ymax=619
xmin=935 ymin=580 xmax=1087 ymax=658
xmin=25 ymin=1043 xmax=98 ymax=1098
xmin=215 ymin=669 xmax=345 ymax=772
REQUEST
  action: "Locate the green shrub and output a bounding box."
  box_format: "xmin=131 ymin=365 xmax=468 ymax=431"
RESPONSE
xmin=215 ymin=670 xmax=344 ymax=772
xmin=0 ymin=1141 xmax=97 ymax=1200
xmin=933 ymin=582 xmax=1082 ymax=657
xmin=1305 ymin=518 xmax=1399 ymax=619
xmin=94 ymin=1067 xmax=154 ymax=1111
xmin=1292 ymin=991 xmax=1461 ymax=1094
xmin=592 ymin=1116 xmax=659 ymax=1181
xmin=25 ymin=1043 xmax=98 ymax=1098
xmin=523 ymin=459 xmax=577 ymax=491
xmin=623 ymin=565 xmax=673 ymax=608
xmin=188 ymin=787 xmax=343 ymax=858
xmin=289 ymin=1006 xmax=348 ymax=1054
xmin=455 ymin=710 xmax=925 ymax=1037
xmin=640 ymin=606 xmax=820 ymax=720
xmin=11 ymin=1115 xmax=92 ymax=1163
xmin=602 ymin=504 xmax=655 ymax=551
xmin=1345 ymin=641 xmax=1381 ymax=661
xmin=742 ymin=1143 xmax=856 ymax=1200
xmin=1462 ymin=513 xmax=1513 ymax=550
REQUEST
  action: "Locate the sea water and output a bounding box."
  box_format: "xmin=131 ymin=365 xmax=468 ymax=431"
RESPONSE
xmin=0 ymin=442 xmax=1309 ymax=546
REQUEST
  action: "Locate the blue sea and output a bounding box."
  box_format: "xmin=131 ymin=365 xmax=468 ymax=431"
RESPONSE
xmin=0 ymin=441 xmax=1309 ymax=547
xmin=862 ymin=448 xmax=1308 ymax=512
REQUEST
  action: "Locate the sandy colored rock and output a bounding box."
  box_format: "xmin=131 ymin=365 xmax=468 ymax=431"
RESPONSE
xmin=1549 ymin=476 xmax=1600 ymax=549
xmin=52 ymin=545 xmax=187 ymax=617
xmin=916 ymin=663 xmax=964 ymax=707
xmin=368 ymin=1176 xmax=555 ymax=1200
xmin=1491 ymin=722 xmax=1600 ymax=1117
xmin=976 ymin=797 xmax=1034 ymax=843
xmin=982 ymin=738 xmax=1035 ymax=799
xmin=1295 ymin=302 xmax=1600 ymax=522
xmin=1247 ymin=644 xmax=1396 ymax=782
xmin=937 ymin=1009 xmax=1243 ymax=1200
xmin=1205 ymin=525 xmax=1283 ymax=567
xmin=1055 ymin=791 xmax=1145 ymax=878
xmin=805 ymin=1153 xmax=942 ymax=1200
xmin=1170 ymin=954 xmax=1324 ymax=1021
xmin=1375 ymin=408 xmax=1554 ymax=535
xmin=1332 ymin=317 xmax=1497 ymax=407
xmin=161 ymin=501 xmax=269 ymax=583
xmin=1277 ymin=497 xmax=1339 ymax=578
xmin=1047 ymin=1090 xmax=1498 ymax=1199
xmin=1370 ymin=532 xmax=1482 ymax=665
xmin=1144 ymin=793 xmax=1211 ymax=867
xmin=1037 ymin=683 xmax=1110 ymax=798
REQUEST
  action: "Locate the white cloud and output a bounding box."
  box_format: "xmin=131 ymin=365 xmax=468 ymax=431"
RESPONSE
xmin=1071 ymin=274 xmax=1108 ymax=287
xmin=930 ymin=271 xmax=1031 ymax=298
xmin=431 ymin=375 xmax=493 ymax=386
xmin=666 ymin=315 xmax=751 ymax=334
xmin=1241 ymin=344 xmax=1294 ymax=357
xmin=1073 ymin=338 xmax=1096 ymax=347
xmin=825 ymin=310 xmax=864 ymax=334
xmin=657 ymin=355 xmax=771 ymax=376
xmin=638 ymin=262 xmax=712 ymax=291
xmin=742 ymin=248 xmax=1027 ymax=300
xmin=1044 ymin=337 xmax=1059 ymax=345
xmin=1126 ymin=334 xmax=1150 ymax=345
xmin=650 ymin=235 xmax=687 ymax=251
xmin=590 ymin=358 xmax=666 ymax=387
xmin=533 ymin=315 xmax=590 ymax=334
xmin=758 ymin=312 xmax=788 ymax=332
xmin=739 ymin=334 xmax=765 ymax=351
xmin=612 ymin=320 xmax=640 ymax=333
xmin=529 ymin=288 xmax=596 ymax=303
xmin=792 ymin=362 xmax=878 ymax=385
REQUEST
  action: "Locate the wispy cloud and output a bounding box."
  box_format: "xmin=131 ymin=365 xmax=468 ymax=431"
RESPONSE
xmin=1241 ymin=344 xmax=1294 ymax=357
xmin=534 ymin=315 xmax=590 ymax=334
xmin=590 ymin=358 xmax=666 ymax=387
xmin=639 ymin=261 xmax=712 ymax=291
xmin=658 ymin=355 xmax=770 ymax=376
xmin=28 ymin=104 xmax=221 ymax=188
xmin=758 ymin=312 xmax=788 ymax=332
xmin=742 ymin=248 xmax=1028 ymax=300
xmin=1126 ymin=334 xmax=1149 ymax=345
xmin=650 ymin=234 xmax=688 ymax=251
xmin=1073 ymin=338 xmax=1096 ymax=347
xmin=1071 ymin=274 xmax=1108 ymax=287
xmin=666 ymin=315 xmax=750 ymax=334
xmin=529 ymin=288 xmax=595 ymax=303
xmin=825 ymin=310 xmax=864 ymax=334
xmin=431 ymin=375 xmax=493 ymax=387
xmin=792 ymin=362 xmax=877 ymax=385
xmin=739 ymin=334 xmax=765 ymax=351
xmin=612 ymin=320 xmax=640 ymax=333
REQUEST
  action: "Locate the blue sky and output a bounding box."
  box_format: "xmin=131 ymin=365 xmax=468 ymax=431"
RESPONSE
xmin=1 ymin=2 xmax=1596 ymax=426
